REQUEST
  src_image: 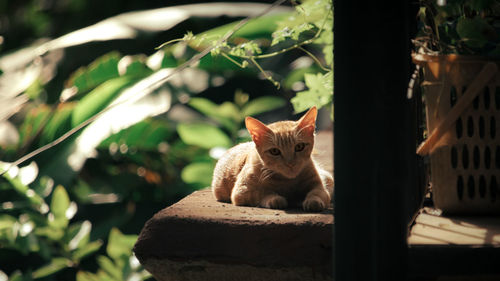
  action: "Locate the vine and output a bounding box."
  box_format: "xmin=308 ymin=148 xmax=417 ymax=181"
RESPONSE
xmin=158 ymin=0 xmax=333 ymax=114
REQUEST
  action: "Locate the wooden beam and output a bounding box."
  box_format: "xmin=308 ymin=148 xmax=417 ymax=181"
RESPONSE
xmin=334 ymin=1 xmax=418 ymax=280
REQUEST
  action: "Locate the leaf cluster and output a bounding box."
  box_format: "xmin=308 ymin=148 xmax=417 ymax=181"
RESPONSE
xmin=1 ymin=168 xmax=148 ymax=281
xmin=415 ymin=0 xmax=500 ymax=56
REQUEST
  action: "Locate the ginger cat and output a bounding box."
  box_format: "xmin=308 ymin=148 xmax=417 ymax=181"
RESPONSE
xmin=211 ymin=106 xmax=333 ymax=212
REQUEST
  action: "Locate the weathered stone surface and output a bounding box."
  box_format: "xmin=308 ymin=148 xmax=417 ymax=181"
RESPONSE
xmin=133 ymin=131 xmax=334 ymax=281
xmin=134 ymin=189 xmax=333 ymax=280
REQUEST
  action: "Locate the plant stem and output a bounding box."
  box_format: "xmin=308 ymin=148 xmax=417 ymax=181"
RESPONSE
xmin=221 ymin=53 xmax=247 ymax=68
xmin=297 ymin=46 xmax=330 ymax=72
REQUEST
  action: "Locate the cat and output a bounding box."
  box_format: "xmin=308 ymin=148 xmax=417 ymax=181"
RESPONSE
xmin=211 ymin=106 xmax=333 ymax=211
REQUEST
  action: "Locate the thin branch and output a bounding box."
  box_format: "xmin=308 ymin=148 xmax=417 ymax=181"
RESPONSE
xmin=250 ymin=7 xmax=331 ymax=58
xmin=155 ymin=38 xmax=186 ymax=50
xmin=250 ymin=57 xmax=280 ymax=88
xmin=297 ymin=46 xmax=330 ymax=72
xmin=221 ymin=53 xmax=247 ymax=68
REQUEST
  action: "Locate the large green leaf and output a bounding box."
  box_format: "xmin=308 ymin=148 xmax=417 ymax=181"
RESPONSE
xmin=38 ymin=64 xmax=172 ymax=185
xmin=39 ymin=103 xmax=76 ymax=146
xmin=177 ymin=123 xmax=232 ymax=149
xmin=181 ymin=161 xmax=215 ymax=189
xmin=188 ymin=98 xmax=239 ymax=131
xmin=18 ymin=105 xmax=52 ymax=146
xmin=98 ymin=119 xmax=174 ymax=151
xmin=242 ymin=96 xmax=286 ymax=117
xmin=67 ymin=52 xmax=121 ymax=94
xmin=71 ymin=76 xmax=138 ymax=127
xmin=32 ymin=257 xmax=72 ymax=279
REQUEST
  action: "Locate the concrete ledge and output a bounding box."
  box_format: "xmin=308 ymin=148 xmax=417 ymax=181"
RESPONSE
xmin=133 ymin=131 xmax=334 ymax=281
xmin=134 ymin=189 xmax=333 ymax=281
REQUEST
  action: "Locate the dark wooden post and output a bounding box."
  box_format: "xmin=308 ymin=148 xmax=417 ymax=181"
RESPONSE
xmin=334 ymin=1 xmax=418 ymax=280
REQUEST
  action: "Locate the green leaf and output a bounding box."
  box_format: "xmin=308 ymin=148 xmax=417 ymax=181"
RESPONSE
xmin=71 ymin=76 xmax=138 ymax=127
xmin=39 ymin=103 xmax=76 ymax=145
xmin=218 ymin=102 xmax=241 ymax=122
xmin=2 ymin=170 xmax=44 ymax=207
xmin=49 ymin=185 xmax=70 ymax=228
xmin=65 ymin=220 xmax=92 ymax=250
xmin=97 ymin=256 xmax=122 ymax=280
xmin=34 ymin=226 xmax=64 ymax=240
xmin=323 ymin=44 xmax=333 ymax=67
xmin=0 ymin=214 xmax=16 ymax=230
xmin=177 ymin=123 xmax=232 ymax=149
xmin=98 ymin=119 xmax=173 ymax=151
xmin=0 ymin=214 xmax=17 ymax=242
xmin=241 ymin=96 xmax=286 ymax=117
xmin=456 ymin=16 xmax=496 ymax=48
xmin=18 ymin=105 xmax=52 ymax=146
xmin=32 ymin=257 xmax=72 ymax=279
xmin=188 ymin=98 xmax=218 ymax=117
xmin=283 ymin=66 xmax=318 ymax=89
xmin=181 ymin=162 xmax=215 ymax=189
xmin=67 ymin=52 xmax=121 ymax=94
xmin=122 ymin=57 xmax=153 ymax=77
xmin=76 ymin=271 xmax=100 ymax=281
xmin=106 ymin=228 xmax=137 ymax=261
xmin=188 ymin=98 xmax=239 ymax=131
xmin=73 ymin=240 xmax=103 ymax=261
xmin=291 ymin=71 xmax=332 ymax=113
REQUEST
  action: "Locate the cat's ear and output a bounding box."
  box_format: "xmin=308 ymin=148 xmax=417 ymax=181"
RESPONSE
xmin=245 ymin=117 xmax=273 ymax=145
xmin=297 ymin=106 xmax=317 ymax=136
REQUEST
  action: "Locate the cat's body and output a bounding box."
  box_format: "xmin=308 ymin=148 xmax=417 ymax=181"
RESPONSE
xmin=211 ymin=107 xmax=333 ymax=211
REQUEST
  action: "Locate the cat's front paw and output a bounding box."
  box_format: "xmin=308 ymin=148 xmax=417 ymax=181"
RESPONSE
xmin=302 ymin=196 xmax=326 ymax=212
xmin=260 ymin=194 xmax=288 ymax=209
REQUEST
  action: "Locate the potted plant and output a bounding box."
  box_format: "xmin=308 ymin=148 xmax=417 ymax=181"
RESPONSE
xmin=412 ymin=0 xmax=500 ymax=214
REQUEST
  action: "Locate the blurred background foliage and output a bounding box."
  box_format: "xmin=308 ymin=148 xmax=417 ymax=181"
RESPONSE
xmin=0 ymin=0 xmax=332 ymax=280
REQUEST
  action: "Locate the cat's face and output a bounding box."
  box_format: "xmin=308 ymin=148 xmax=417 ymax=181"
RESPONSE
xmin=245 ymin=107 xmax=317 ymax=179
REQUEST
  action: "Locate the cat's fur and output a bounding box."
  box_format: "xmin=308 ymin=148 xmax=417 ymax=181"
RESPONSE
xmin=211 ymin=107 xmax=333 ymax=211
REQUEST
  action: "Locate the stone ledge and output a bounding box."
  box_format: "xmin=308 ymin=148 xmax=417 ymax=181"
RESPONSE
xmin=134 ymin=189 xmax=333 ymax=281
xmin=133 ymin=131 xmax=334 ymax=281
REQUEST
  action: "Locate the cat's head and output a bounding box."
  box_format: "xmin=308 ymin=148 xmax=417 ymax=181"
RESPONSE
xmin=245 ymin=107 xmax=317 ymax=179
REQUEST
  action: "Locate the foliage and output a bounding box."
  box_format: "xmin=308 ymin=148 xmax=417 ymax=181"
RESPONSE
xmin=0 ymin=0 xmax=332 ymax=280
xmin=415 ymin=0 xmax=500 ymax=56
xmin=0 ymin=166 xmax=149 ymax=280
xmin=162 ymin=0 xmax=333 ymax=114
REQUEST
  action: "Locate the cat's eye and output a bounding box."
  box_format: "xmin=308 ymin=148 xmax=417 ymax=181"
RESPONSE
xmin=295 ymin=143 xmax=306 ymax=152
xmin=268 ymin=148 xmax=281 ymax=156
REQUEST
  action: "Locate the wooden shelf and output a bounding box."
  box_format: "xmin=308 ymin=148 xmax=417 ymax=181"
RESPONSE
xmin=409 ymin=209 xmax=500 ymax=246
xmin=408 ymin=208 xmax=500 ymax=278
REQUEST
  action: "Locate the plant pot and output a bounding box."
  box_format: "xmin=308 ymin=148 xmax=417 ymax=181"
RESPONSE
xmin=413 ymin=53 xmax=500 ymax=214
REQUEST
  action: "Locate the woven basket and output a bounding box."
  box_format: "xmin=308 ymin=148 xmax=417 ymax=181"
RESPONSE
xmin=413 ymin=54 xmax=500 ymax=214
